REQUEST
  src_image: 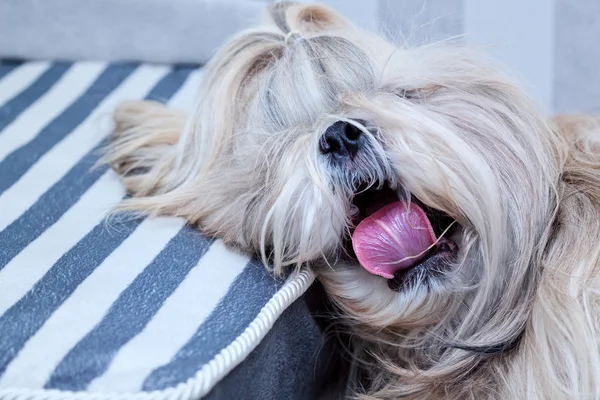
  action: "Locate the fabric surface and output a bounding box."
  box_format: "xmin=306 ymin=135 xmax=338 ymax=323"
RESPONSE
xmin=205 ymin=293 xmax=334 ymax=400
xmin=0 ymin=60 xmax=317 ymax=399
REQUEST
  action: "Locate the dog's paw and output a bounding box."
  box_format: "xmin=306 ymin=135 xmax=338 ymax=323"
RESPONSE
xmin=105 ymin=100 xmax=187 ymax=197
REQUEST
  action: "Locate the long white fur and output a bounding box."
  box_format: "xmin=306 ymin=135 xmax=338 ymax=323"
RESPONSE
xmin=102 ymin=3 xmax=600 ymax=399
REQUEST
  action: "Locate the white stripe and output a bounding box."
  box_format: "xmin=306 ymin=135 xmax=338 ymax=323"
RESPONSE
xmin=0 ymin=66 xmax=169 ymax=232
xmin=0 ymin=62 xmax=50 ymax=106
xmin=463 ymin=0 xmax=556 ymax=112
xmin=0 ymin=63 xmax=106 ymax=162
xmin=88 ymin=240 xmax=249 ymax=392
xmin=0 ymin=216 xmax=184 ymax=389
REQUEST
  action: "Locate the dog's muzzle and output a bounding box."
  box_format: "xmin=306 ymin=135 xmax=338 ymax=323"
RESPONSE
xmin=319 ymin=121 xmax=364 ymax=161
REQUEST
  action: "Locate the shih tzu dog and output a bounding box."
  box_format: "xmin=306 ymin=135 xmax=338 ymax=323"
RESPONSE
xmin=103 ymin=2 xmax=600 ymax=399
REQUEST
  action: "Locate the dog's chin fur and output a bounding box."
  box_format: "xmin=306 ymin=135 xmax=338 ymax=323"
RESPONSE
xmin=103 ymin=3 xmax=600 ymax=399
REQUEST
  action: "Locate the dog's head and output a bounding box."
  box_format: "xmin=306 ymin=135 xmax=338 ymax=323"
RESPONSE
xmin=173 ymin=1 xmax=561 ymax=342
xmin=108 ymin=2 xmax=600 ymax=397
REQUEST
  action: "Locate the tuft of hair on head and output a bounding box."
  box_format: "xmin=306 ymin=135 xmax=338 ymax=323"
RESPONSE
xmin=268 ymin=1 xmax=350 ymax=36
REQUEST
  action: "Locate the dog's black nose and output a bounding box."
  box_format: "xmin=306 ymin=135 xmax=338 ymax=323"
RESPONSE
xmin=319 ymin=121 xmax=362 ymax=160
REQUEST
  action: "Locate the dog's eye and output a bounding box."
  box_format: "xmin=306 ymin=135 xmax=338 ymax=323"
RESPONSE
xmin=398 ymin=85 xmax=445 ymax=100
xmin=397 ymin=88 xmax=419 ymax=100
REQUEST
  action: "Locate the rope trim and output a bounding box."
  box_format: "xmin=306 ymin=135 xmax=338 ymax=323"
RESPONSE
xmin=0 ymin=268 xmax=316 ymax=400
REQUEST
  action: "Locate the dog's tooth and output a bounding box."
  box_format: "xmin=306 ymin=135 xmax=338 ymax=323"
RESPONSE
xmin=350 ymin=204 xmax=359 ymax=216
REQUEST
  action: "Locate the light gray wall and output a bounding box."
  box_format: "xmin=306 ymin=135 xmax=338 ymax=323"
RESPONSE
xmin=0 ymin=0 xmax=269 ymax=64
xmin=1 ymin=0 xmax=598 ymax=114
xmin=462 ymin=0 xmax=555 ymax=113
xmin=554 ymin=0 xmax=600 ymax=114
xmin=325 ymin=0 xmax=599 ymax=114
xmin=379 ymin=0 xmax=463 ymax=44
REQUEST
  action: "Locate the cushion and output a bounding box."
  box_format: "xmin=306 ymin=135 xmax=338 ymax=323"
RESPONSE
xmin=0 ymin=60 xmax=315 ymax=399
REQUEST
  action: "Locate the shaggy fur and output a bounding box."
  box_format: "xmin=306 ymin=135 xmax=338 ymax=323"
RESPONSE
xmin=103 ymin=3 xmax=600 ymax=399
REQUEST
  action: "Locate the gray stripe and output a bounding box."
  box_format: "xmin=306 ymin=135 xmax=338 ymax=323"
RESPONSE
xmin=0 ymin=149 xmax=107 ymax=270
xmin=0 ymin=60 xmax=22 ymax=81
xmin=143 ymin=260 xmax=283 ymax=391
xmin=0 ymin=212 xmax=143 ymax=377
xmin=145 ymin=65 xmax=198 ymax=103
xmin=45 ymin=226 xmax=213 ymax=390
xmin=0 ymin=64 xmax=137 ymax=195
xmin=0 ymin=62 xmax=71 ymax=132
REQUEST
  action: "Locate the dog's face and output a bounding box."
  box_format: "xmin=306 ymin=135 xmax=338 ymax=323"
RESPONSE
xmin=106 ymin=3 xmax=564 ymax=366
xmin=182 ymin=4 xmax=562 ymax=347
xmin=107 ymin=3 xmax=600 ymax=397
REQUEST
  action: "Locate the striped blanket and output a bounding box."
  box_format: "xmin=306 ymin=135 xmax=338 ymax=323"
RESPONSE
xmin=0 ymin=61 xmax=315 ymax=399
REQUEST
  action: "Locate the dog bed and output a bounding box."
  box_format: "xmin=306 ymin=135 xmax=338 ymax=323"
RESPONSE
xmin=0 ymin=60 xmax=319 ymax=399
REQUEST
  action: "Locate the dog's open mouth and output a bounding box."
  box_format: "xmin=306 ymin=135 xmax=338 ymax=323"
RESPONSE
xmin=348 ymin=182 xmax=459 ymax=289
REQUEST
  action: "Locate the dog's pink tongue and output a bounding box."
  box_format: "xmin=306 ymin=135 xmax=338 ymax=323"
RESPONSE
xmin=352 ymin=201 xmax=436 ymax=279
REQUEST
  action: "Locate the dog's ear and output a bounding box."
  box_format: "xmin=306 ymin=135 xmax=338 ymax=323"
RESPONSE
xmin=544 ymin=114 xmax=600 ymax=269
xmin=519 ymin=114 xmax=600 ymax=397
xmin=551 ymin=114 xmax=600 ymax=143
